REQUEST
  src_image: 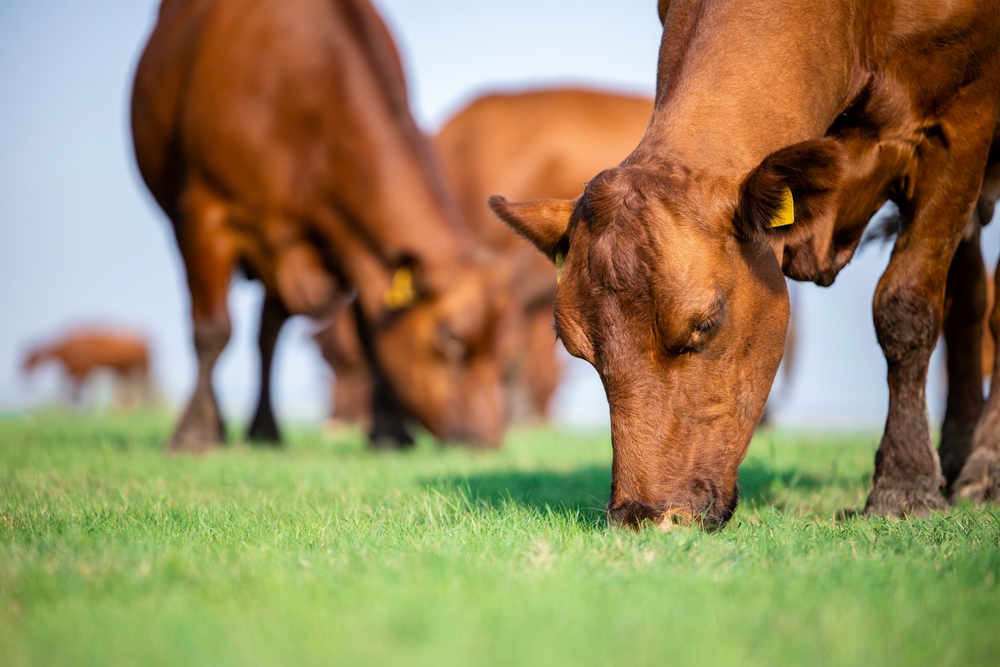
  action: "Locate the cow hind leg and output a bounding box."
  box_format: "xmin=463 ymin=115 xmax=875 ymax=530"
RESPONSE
xmin=248 ymin=294 xmax=289 ymax=444
xmin=953 ymin=260 xmax=1000 ymax=504
xmin=951 ymin=123 xmax=1000 ymax=504
xmin=866 ymin=106 xmax=997 ymax=517
xmin=169 ymin=182 xmax=237 ymax=454
xmin=938 ymin=221 xmax=987 ymax=490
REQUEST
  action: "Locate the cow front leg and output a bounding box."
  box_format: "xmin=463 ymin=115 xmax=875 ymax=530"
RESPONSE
xmin=248 ymin=293 xmax=289 ymax=444
xmin=938 ymin=221 xmax=987 ymax=490
xmin=368 ymin=371 xmax=415 ymax=450
xmin=169 ymin=182 xmax=236 ymax=454
xmin=350 ymin=303 xmax=413 ymax=450
xmin=866 ymin=114 xmax=996 ymax=516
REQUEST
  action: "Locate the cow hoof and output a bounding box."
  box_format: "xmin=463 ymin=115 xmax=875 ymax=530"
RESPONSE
xmin=167 ymin=428 xmax=224 ymax=454
xmin=951 ymin=449 xmax=1000 ymax=505
xmin=247 ymin=416 xmax=282 ymax=446
xmin=168 ymin=401 xmax=225 ymax=454
xmin=834 ymin=507 xmax=861 ymax=521
xmin=864 ymin=480 xmax=946 ymax=518
xmin=369 ymin=434 xmax=415 ymax=451
xmin=368 ymin=422 xmax=415 ymax=451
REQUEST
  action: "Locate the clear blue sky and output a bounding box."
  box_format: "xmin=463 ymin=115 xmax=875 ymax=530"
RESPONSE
xmin=1 ymin=0 xmax=995 ymax=427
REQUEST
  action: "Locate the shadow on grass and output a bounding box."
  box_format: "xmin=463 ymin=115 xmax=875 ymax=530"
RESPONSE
xmin=426 ymin=457 xmax=845 ymax=528
xmin=429 ymin=465 xmax=612 ymax=527
xmin=737 ymin=458 xmax=834 ymax=506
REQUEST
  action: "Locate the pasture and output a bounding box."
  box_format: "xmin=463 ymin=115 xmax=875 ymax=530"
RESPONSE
xmin=1 ymin=413 xmax=998 ymax=667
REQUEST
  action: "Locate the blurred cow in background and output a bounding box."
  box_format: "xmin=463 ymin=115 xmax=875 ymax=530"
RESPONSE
xmin=315 ymin=88 xmax=654 ymax=428
xmin=317 ymin=88 xmax=800 ymax=429
xmin=132 ymin=0 xmax=516 ymax=453
xmin=22 ymin=328 xmax=154 ymax=408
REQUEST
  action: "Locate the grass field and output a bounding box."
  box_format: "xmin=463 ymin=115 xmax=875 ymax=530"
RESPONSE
xmin=1 ymin=413 xmax=998 ymax=666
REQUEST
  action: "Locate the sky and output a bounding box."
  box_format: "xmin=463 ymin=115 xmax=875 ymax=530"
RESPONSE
xmin=1 ymin=0 xmax=996 ymax=429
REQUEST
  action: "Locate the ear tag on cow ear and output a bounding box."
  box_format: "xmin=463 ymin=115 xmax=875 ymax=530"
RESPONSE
xmin=769 ymin=187 xmax=795 ymax=228
xmin=555 ymin=252 xmax=567 ymax=284
xmin=383 ymin=266 xmax=416 ymax=310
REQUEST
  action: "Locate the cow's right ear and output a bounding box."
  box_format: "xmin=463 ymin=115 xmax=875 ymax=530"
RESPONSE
xmin=735 ymin=138 xmax=845 ymax=242
xmin=658 ymin=0 xmax=671 ymax=25
xmin=488 ymin=195 xmax=574 ymax=263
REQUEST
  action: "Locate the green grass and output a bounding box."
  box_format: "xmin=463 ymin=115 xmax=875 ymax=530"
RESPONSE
xmin=1 ymin=413 xmax=998 ymax=667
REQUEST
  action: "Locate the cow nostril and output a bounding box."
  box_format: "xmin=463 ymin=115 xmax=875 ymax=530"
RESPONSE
xmin=606 ymin=500 xmax=661 ymax=529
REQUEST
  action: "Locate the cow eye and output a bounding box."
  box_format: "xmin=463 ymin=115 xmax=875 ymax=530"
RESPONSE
xmin=679 ymin=301 xmax=725 ymax=353
xmin=694 ymin=318 xmax=717 ymax=334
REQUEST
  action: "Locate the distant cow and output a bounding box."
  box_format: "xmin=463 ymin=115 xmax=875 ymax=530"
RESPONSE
xmin=132 ymin=0 xmax=514 ymax=452
xmin=492 ymin=0 xmax=1000 ymax=527
xmin=317 ymin=88 xmax=656 ymax=427
xmin=22 ymin=329 xmax=152 ymax=407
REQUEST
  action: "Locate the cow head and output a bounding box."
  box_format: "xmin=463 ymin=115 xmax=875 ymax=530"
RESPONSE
xmin=371 ymin=257 xmax=517 ymax=448
xmin=491 ymin=139 xmax=843 ymax=528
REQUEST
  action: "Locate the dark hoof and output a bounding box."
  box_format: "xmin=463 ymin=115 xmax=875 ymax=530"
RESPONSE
xmin=368 ymin=423 xmax=415 ymax=451
xmin=248 ymin=415 xmax=282 ymax=446
xmin=369 ymin=433 xmax=415 ymax=451
xmin=168 ymin=400 xmax=225 ymax=454
xmin=864 ymin=479 xmax=946 ymax=518
xmin=834 ymin=508 xmax=861 ymax=521
xmin=951 ymin=449 xmax=1000 ymax=505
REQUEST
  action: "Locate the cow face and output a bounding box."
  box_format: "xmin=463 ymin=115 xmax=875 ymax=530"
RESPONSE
xmin=373 ymin=261 xmax=516 ymax=448
xmin=491 ymin=139 xmax=842 ymax=528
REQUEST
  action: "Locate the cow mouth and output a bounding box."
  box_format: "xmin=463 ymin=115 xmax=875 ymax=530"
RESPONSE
xmin=605 ymin=484 xmax=740 ymax=531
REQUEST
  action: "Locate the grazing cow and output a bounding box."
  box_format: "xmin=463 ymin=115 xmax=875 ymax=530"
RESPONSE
xmin=22 ymin=329 xmax=152 ymax=406
xmin=316 ymin=88 xmax=656 ymax=427
xmin=492 ymin=0 xmax=1000 ymax=527
xmin=132 ymin=0 xmax=513 ymax=452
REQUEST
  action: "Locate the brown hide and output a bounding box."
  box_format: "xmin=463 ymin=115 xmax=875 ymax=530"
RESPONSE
xmin=22 ymin=329 xmax=151 ymax=404
xmin=132 ymin=0 xmax=512 ymax=451
xmin=319 ymin=88 xmax=655 ymax=426
xmin=493 ymin=0 xmax=1000 ymax=527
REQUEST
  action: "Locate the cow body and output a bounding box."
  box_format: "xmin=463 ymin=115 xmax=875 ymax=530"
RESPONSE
xmin=494 ymin=0 xmax=1000 ymax=526
xmin=133 ymin=0 xmax=511 ymax=451
xmin=318 ymin=88 xmax=655 ymax=426
xmin=22 ymin=329 xmax=152 ymax=406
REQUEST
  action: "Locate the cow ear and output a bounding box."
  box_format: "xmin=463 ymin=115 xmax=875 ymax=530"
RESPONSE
xmin=488 ymin=195 xmax=574 ymax=263
xmin=658 ymin=0 xmax=671 ymax=25
xmin=735 ymin=138 xmax=845 ymax=241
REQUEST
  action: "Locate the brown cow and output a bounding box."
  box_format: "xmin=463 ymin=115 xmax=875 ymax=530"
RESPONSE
xmin=316 ymin=88 xmax=655 ymax=427
xmin=22 ymin=329 xmax=152 ymax=406
xmin=492 ymin=0 xmax=1000 ymax=527
xmin=132 ymin=0 xmax=514 ymax=452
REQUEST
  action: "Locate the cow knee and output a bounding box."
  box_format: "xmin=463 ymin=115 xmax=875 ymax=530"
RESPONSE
xmin=873 ymin=286 xmax=940 ymax=371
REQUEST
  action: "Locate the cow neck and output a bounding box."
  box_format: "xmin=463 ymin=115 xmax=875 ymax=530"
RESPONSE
xmin=347 ymin=142 xmax=478 ymax=321
xmin=643 ymin=0 xmax=859 ymax=180
xmin=335 ymin=0 xmax=482 ymax=322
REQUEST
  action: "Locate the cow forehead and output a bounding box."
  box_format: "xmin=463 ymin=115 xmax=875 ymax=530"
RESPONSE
xmin=568 ymin=201 xmax=727 ymax=296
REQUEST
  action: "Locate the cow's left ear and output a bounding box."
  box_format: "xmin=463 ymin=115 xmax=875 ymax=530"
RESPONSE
xmin=735 ymin=138 xmax=845 ymax=241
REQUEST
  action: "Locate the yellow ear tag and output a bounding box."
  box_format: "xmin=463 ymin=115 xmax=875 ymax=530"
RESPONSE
xmin=383 ymin=266 xmax=416 ymax=310
xmin=555 ymin=252 xmax=567 ymax=284
xmin=769 ymin=187 xmax=795 ymax=228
